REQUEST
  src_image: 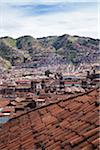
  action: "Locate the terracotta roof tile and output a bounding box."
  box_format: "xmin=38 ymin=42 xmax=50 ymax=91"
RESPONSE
xmin=81 ymin=144 xmax=93 ymax=150
xmin=91 ymin=138 xmax=100 ymax=147
xmin=82 ymin=127 xmax=99 ymax=138
xmin=46 ymin=141 xmax=61 ymax=150
xmin=74 ymin=141 xmax=89 ymax=150
xmin=69 ymin=135 xmax=84 ymax=146
xmin=47 ymin=104 xmax=63 ymax=116
xmin=42 ymin=113 xmax=57 ymax=125
xmin=0 ymin=89 xmax=99 ymax=150
xmin=87 ymin=132 xmax=99 ymax=144
xmin=0 ymin=100 xmax=10 ymax=108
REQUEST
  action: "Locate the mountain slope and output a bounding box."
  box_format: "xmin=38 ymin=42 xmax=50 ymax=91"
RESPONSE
xmin=38 ymin=34 xmax=99 ymax=64
xmin=0 ymin=37 xmax=30 ymax=66
xmin=0 ymin=34 xmax=99 ymax=70
xmin=0 ymin=56 xmax=11 ymax=72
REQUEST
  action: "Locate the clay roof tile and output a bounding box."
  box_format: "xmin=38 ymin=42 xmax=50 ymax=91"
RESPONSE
xmin=0 ymin=89 xmax=99 ymax=150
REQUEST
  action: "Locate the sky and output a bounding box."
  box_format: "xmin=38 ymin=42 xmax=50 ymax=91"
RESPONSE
xmin=0 ymin=0 xmax=99 ymax=39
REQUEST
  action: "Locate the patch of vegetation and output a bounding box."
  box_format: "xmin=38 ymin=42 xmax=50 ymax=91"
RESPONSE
xmin=0 ymin=57 xmax=12 ymax=70
xmin=67 ymin=36 xmax=78 ymax=43
xmin=3 ymin=37 xmax=16 ymax=47
xmin=4 ymin=60 xmax=12 ymax=70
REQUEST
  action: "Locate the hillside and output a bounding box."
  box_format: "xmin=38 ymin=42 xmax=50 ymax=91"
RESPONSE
xmin=0 ymin=34 xmax=99 ymax=70
xmin=0 ymin=56 xmax=11 ymax=72
xmin=38 ymin=34 xmax=99 ymax=64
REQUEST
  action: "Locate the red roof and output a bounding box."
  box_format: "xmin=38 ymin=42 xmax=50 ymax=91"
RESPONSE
xmin=0 ymin=100 xmax=10 ymax=108
xmin=64 ymin=81 xmax=81 ymax=84
xmin=0 ymin=89 xmax=99 ymax=150
xmin=16 ymin=80 xmax=30 ymax=83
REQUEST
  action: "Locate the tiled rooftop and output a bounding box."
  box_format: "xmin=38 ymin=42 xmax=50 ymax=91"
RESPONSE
xmin=0 ymin=89 xmax=99 ymax=150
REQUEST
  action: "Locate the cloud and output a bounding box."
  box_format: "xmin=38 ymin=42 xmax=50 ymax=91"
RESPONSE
xmin=1 ymin=0 xmax=67 ymax=5
xmin=2 ymin=0 xmax=97 ymax=3
xmin=0 ymin=0 xmax=99 ymax=39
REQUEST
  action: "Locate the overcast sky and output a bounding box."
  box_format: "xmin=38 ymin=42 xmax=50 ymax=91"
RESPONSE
xmin=0 ymin=0 xmax=99 ymax=39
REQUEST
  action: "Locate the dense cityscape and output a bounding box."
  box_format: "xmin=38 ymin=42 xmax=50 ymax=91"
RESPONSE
xmin=0 ymin=59 xmax=99 ymax=149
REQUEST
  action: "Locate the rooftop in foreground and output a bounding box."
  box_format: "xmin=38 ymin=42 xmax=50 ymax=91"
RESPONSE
xmin=0 ymin=88 xmax=99 ymax=150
